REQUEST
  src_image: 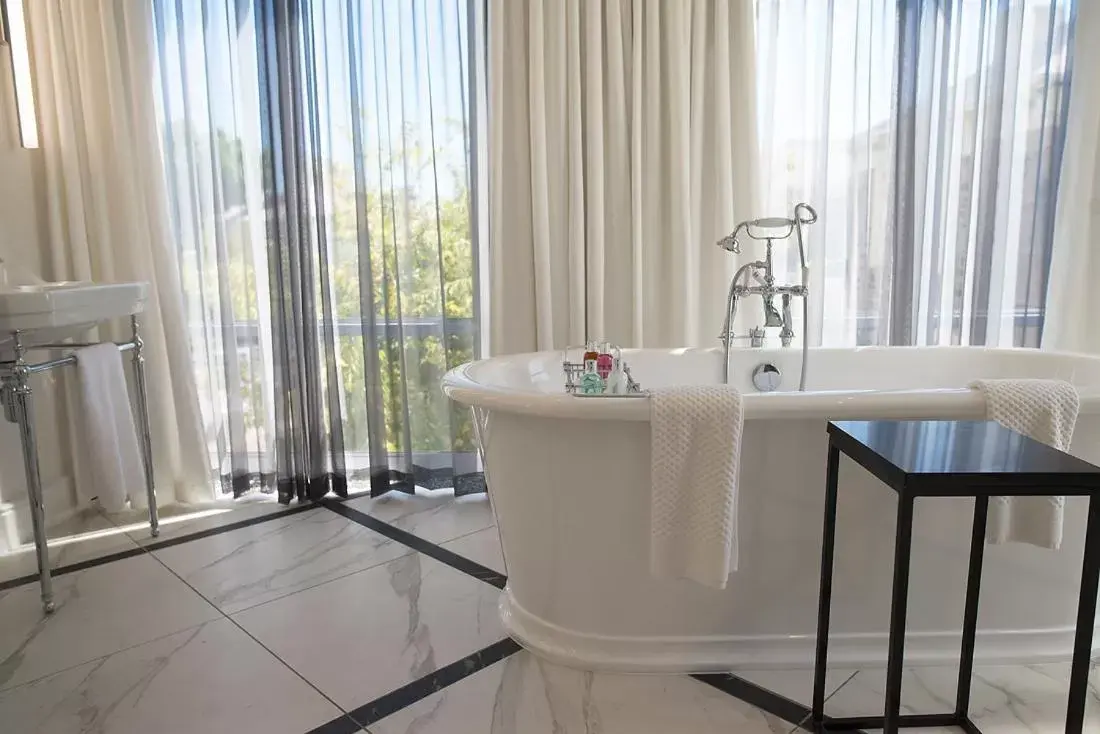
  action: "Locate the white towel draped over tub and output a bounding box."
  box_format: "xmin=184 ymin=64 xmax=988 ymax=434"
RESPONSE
xmin=970 ymin=378 xmax=1081 ymax=549
xmin=650 ymin=385 xmax=744 ymax=589
xmin=74 ymin=344 xmax=145 ymax=513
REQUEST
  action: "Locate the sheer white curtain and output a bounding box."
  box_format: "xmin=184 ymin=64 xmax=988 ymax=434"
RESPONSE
xmin=153 ymin=0 xmax=484 ymax=501
xmin=1044 ymin=0 xmax=1100 ymax=354
xmin=756 ymin=0 xmax=1074 ymax=348
xmin=489 ymin=0 xmax=759 ymax=352
xmin=26 ymin=0 xmax=210 ymax=505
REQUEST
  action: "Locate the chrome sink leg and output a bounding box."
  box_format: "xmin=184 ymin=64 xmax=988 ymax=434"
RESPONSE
xmin=130 ymin=315 xmax=159 ymax=538
xmin=12 ymin=332 xmax=54 ymax=614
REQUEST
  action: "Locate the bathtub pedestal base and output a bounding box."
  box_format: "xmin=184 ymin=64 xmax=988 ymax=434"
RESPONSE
xmin=499 ymin=587 xmax=1100 ymax=673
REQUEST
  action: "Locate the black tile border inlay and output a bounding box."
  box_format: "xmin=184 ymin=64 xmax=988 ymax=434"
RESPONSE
xmin=142 ymin=501 xmax=316 ymax=552
xmin=695 ymin=673 xmax=812 ymax=728
xmin=695 ymin=673 xmax=869 ymax=734
xmin=0 ymin=546 xmax=145 ymax=592
xmin=0 ymin=501 xmax=317 ymax=593
xmin=346 ymin=637 xmax=522 ymax=728
xmin=304 ymin=714 xmax=366 ymax=734
xmin=320 ymin=499 xmax=507 ymax=589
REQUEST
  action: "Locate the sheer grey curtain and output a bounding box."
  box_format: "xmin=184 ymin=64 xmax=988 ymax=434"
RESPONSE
xmin=756 ymin=0 xmax=1074 ymax=347
xmin=152 ymin=0 xmax=483 ymax=502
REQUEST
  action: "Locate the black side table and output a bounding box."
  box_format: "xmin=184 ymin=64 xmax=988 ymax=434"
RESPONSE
xmin=812 ymin=420 xmax=1100 ymax=734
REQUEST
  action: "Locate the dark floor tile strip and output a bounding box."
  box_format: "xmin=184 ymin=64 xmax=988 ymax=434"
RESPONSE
xmin=346 ymin=637 xmax=523 ymax=728
xmin=693 ymin=673 xmax=868 ymax=734
xmin=693 ymin=673 xmax=812 ymax=727
xmin=303 ymin=714 xmax=366 ymax=734
xmin=321 ymin=499 xmax=507 ymax=589
xmin=0 ymin=501 xmax=316 ymax=593
xmin=141 ymin=501 xmax=316 ymax=553
xmin=0 ymin=546 xmax=146 ymax=592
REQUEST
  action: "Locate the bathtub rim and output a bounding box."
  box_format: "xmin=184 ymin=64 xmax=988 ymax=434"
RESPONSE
xmin=443 ymin=346 xmax=1100 ymax=422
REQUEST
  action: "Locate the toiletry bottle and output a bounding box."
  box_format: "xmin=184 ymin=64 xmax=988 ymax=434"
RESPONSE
xmin=608 ymin=349 xmax=624 ymax=394
xmin=596 ymin=341 xmax=613 ymax=380
xmin=583 ymin=340 xmax=599 ymax=364
xmin=580 ymin=359 xmax=604 ymax=394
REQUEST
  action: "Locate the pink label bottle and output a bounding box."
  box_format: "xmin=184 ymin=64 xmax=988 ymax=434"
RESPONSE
xmin=596 ymin=342 xmax=614 ymax=379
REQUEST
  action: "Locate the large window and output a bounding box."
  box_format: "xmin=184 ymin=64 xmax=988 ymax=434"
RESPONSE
xmin=756 ymin=0 xmax=1074 ymax=347
xmin=153 ymin=0 xmax=482 ymax=498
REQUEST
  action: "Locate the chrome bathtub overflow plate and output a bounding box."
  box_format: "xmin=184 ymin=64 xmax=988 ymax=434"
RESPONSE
xmin=751 ymin=363 xmax=782 ymax=392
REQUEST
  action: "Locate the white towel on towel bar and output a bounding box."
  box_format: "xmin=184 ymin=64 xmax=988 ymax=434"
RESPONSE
xmin=74 ymin=344 xmax=143 ymax=513
xmin=650 ymin=385 xmax=744 ymax=589
xmin=969 ymin=378 xmax=1080 ymax=549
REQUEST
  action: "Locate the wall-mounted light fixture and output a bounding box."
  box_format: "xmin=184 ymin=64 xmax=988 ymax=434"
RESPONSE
xmin=0 ymin=0 xmax=38 ymax=149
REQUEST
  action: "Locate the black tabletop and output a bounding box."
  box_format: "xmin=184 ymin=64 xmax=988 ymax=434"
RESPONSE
xmin=827 ymin=420 xmax=1100 ymax=497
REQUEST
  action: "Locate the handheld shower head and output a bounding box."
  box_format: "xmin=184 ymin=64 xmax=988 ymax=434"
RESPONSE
xmin=717 ymin=222 xmax=748 ymax=253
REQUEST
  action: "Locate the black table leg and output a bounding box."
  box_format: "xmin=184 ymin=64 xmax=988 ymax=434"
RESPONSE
xmin=884 ymin=493 xmax=915 ymax=734
xmin=956 ymin=495 xmax=988 ymax=724
xmin=1066 ymin=496 xmax=1100 ymax=734
xmin=813 ymin=444 xmax=841 ymax=731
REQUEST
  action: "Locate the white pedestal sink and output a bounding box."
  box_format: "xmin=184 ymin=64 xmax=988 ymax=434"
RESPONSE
xmin=0 ymin=281 xmax=147 ymax=352
xmin=0 ymin=271 xmax=156 ymax=614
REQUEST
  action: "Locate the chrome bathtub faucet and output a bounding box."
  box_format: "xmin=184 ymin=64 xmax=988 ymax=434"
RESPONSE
xmin=717 ymin=203 xmax=817 ymax=390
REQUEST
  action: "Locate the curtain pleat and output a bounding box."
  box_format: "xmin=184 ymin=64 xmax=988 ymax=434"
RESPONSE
xmin=153 ymin=0 xmax=483 ymax=502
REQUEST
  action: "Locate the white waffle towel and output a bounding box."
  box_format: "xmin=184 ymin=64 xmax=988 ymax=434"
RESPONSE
xmin=75 ymin=344 xmax=144 ymax=513
xmin=969 ymin=378 xmax=1080 ymax=549
xmin=650 ymin=385 xmax=744 ymax=589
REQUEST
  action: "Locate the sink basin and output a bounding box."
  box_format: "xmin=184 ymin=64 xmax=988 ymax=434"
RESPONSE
xmin=0 ymin=281 xmax=148 ymax=352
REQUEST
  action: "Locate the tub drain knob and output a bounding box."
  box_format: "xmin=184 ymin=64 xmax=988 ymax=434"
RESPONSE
xmin=751 ymin=363 xmax=782 ymax=392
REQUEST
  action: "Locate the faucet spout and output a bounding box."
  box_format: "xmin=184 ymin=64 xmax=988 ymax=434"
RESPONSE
xmin=763 ymin=296 xmax=783 ymax=328
xmin=779 ymin=293 xmax=794 ymax=347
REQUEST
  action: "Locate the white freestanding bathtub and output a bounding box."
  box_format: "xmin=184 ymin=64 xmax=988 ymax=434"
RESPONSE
xmin=442 ymin=346 xmax=1100 ymax=673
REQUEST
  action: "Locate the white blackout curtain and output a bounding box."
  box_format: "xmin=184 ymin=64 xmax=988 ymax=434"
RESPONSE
xmin=489 ymin=0 xmax=759 ymax=353
xmin=26 ymin=0 xmax=210 ymax=505
xmin=1044 ymin=0 xmax=1100 ymax=355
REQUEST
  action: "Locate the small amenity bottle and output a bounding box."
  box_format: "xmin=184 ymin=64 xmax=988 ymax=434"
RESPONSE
xmin=580 ymin=359 xmax=604 ymax=394
xmin=583 ymin=341 xmax=600 ymax=364
xmin=605 ymin=355 xmax=622 ymax=394
xmin=596 ymin=342 xmax=614 ymax=380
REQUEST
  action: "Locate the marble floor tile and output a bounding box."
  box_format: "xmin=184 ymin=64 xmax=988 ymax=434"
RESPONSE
xmin=440 ymin=526 xmax=505 ymax=573
xmin=826 ymin=663 xmax=1100 ymax=733
xmin=232 ymin=552 xmax=505 ymax=709
xmin=0 ymin=508 xmax=139 ymax=584
xmin=0 ymin=618 xmax=342 ymax=734
xmin=0 ymin=554 xmax=220 ymax=691
xmin=347 ymin=489 xmax=495 ymax=545
xmin=154 ymin=507 xmax=415 ymax=614
xmin=104 ymin=495 xmax=292 ymax=546
xmin=369 ymin=650 xmax=794 ymax=734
